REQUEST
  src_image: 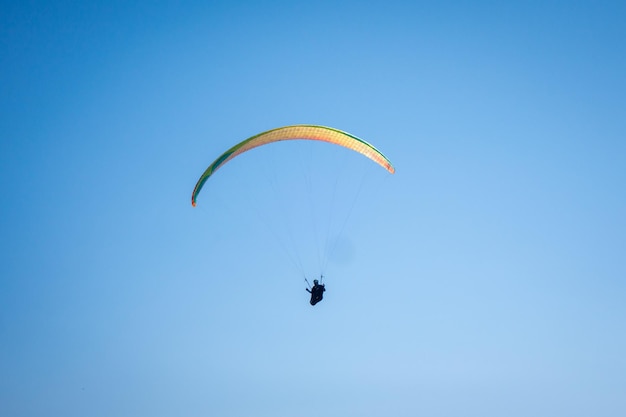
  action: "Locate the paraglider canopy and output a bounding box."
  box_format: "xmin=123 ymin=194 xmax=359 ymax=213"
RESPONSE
xmin=191 ymin=124 xmax=395 ymax=207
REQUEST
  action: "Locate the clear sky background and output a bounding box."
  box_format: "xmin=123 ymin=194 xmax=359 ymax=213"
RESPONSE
xmin=1 ymin=1 xmax=625 ymax=416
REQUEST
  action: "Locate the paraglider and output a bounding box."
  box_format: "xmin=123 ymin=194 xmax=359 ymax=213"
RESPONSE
xmin=306 ymin=277 xmax=326 ymax=306
xmin=191 ymin=124 xmax=395 ymax=306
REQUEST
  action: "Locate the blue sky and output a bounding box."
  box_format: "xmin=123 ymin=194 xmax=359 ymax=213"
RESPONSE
xmin=1 ymin=1 xmax=625 ymax=416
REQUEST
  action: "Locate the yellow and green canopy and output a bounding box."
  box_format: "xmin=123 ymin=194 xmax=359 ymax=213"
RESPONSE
xmin=192 ymin=124 xmax=395 ymax=207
